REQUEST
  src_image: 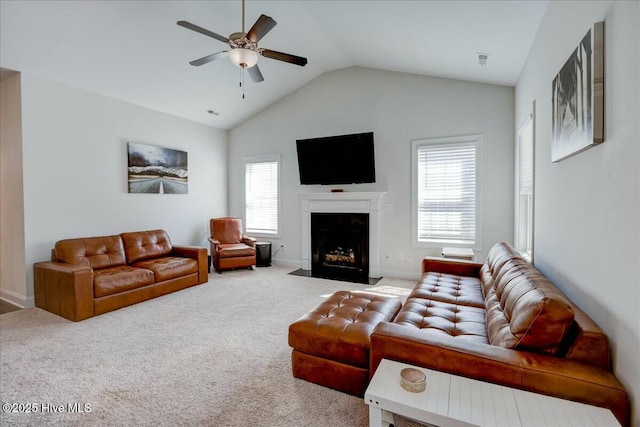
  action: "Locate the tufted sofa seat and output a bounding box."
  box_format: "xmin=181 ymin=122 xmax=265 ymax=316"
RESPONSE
xmin=34 ymin=229 xmax=208 ymax=321
xmin=370 ymin=242 xmax=630 ymax=426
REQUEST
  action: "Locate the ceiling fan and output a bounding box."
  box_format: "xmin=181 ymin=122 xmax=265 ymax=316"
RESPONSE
xmin=177 ymin=0 xmax=307 ymax=92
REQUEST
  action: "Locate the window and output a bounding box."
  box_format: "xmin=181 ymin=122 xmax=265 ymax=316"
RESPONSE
xmin=412 ymin=135 xmax=481 ymax=247
xmin=244 ymin=155 xmax=279 ymax=236
xmin=515 ymin=113 xmax=534 ymax=261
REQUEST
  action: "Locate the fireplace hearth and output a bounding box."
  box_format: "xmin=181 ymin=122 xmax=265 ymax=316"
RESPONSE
xmin=311 ymin=212 xmax=369 ymax=284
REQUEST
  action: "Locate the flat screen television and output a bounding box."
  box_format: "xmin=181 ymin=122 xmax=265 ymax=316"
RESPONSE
xmin=296 ymin=132 xmax=375 ymax=185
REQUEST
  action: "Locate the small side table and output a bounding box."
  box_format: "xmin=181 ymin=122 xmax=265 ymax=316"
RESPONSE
xmin=255 ymin=241 xmax=272 ymax=267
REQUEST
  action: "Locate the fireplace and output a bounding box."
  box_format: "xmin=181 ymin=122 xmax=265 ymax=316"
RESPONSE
xmin=311 ymin=213 xmax=369 ymax=283
xmin=300 ymin=191 xmax=385 ymax=279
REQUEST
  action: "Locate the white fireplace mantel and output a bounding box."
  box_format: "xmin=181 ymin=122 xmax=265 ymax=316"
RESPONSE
xmin=300 ymin=191 xmax=385 ymax=278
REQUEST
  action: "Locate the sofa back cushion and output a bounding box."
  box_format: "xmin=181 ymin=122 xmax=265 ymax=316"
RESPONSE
xmin=54 ymin=235 xmax=126 ymax=269
xmin=480 ymin=242 xmax=521 ymax=297
xmin=483 ymin=242 xmax=574 ymax=355
xmin=121 ymin=230 xmax=172 ymax=263
xmin=210 ymin=217 xmax=243 ymax=244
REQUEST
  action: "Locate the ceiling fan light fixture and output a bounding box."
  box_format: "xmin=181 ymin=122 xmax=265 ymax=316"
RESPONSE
xmin=228 ymin=48 xmax=258 ymax=68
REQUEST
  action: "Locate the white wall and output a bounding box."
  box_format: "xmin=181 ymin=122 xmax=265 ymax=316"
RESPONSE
xmin=229 ymin=67 xmax=514 ymax=279
xmin=12 ymin=73 xmax=228 ymax=307
xmin=515 ymin=1 xmax=639 ymax=425
xmin=0 ymin=72 xmax=27 ymax=306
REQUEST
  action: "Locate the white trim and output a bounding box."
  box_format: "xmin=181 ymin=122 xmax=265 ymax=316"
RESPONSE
xmin=411 ymin=134 xmax=483 ymax=250
xmin=379 ymin=269 xmax=422 ymax=281
xmin=1 ymin=289 xmax=32 ymax=308
xmin=272 ymin=258 xmax=302 ymax=269
xmin=300 ymin=191 xmax=385 ymax=278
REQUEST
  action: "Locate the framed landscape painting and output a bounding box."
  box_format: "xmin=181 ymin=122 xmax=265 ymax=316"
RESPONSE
xmin=551 ymin=21 xmax=604 ymax=162
xmin=127 ymin=142 xmax=188 ymax=194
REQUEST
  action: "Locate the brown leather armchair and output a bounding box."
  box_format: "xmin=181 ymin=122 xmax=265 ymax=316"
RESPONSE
xmin=209 ymin=217 xmax=256 ymax=273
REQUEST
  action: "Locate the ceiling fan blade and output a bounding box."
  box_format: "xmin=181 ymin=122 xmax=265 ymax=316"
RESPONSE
xmin=247 ymin=65 xmax=264 ymax=83
xmin=189 ymin=51 xmax=229 ymax=66
xmin=260 ymin=49 xmax=308 ymax=67
xmin=177 ymin=20 xmax=229 ymax=44
xmin=246 ymin=15 xmax=277 ymax=43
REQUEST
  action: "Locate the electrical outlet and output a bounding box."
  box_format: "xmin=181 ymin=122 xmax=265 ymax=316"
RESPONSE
xmin=406 ymin=253 xmax=412 ymax=261
xmin=399 ymin=252 xmax=405 ymax=261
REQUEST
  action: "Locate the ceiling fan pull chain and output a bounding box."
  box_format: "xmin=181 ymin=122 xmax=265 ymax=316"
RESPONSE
xmin=241 ymin=67 xmax=245 ymax=99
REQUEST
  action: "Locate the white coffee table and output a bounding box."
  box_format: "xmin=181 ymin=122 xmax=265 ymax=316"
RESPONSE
xmin=365 ymin=359 xmax=620 ymax=427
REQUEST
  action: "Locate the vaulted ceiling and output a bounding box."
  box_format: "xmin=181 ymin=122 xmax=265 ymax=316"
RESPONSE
xmin=0 ymin=1 xmax=547 ymax=129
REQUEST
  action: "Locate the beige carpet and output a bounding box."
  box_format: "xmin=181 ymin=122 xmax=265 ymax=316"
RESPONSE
xmin=0 ymin=266 xmax=415 ymax=426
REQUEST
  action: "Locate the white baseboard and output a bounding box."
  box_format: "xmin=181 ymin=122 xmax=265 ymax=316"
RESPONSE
xmin=0 ymin=288 xmax=33 ymax=308
xmin=379 ymin=269 xmax=421 ymax=281
xmin=271 ymin=257 xmax=302 ymax=269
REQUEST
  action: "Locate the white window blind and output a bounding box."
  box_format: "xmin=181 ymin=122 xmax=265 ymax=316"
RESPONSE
xmin=416 ymin=142 xmax=477 ymax=244
xmin=519 ymin=118 xmax=534 ymax=196
xmin=245 ymin=159 xmax=278 ymax=235
xmin=516 ymin=115 xmax=534 ymax=260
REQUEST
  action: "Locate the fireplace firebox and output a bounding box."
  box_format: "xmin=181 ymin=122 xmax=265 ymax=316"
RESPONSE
xmin=311 ymin=212 xmax=369 ymax=284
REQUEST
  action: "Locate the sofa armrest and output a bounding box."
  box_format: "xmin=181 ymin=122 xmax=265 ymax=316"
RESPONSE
xmin=171 ymin=245 xmax=208 ymax=284
xmin=33 ymin=261 xmax=94 ymax=322
xmin=242 ymin=235 xmax=256 ymax=247
xmin=422 ymin=256 xmax=483 ymax=277
xmin=370 ymin=322 xmax=630 ymax=426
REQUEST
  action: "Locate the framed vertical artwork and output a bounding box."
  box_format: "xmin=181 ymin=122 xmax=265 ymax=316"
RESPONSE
xmin=127 ymin=142 xmax=188 ymax=194
xmin=551 ymin=21 xmax=604 ymax=162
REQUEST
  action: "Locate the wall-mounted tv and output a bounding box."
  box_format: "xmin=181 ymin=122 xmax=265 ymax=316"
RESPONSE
xmin=296 ymin=132 xmax=375 ymax=185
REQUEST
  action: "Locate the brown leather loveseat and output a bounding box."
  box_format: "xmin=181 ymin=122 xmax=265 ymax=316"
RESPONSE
xmin=370 ymin=242 xmax=630 ymax=426
xmin=34 ymin=229 xmax=208 ymax=321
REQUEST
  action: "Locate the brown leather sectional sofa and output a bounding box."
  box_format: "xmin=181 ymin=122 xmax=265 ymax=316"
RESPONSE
xmin=34 ymin=229 xmax=208 ymax=321
xmin=370 ymin=242 xmax=630 ymax=426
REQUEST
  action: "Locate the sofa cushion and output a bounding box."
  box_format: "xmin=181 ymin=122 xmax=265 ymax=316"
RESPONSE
xmin=210 ymin=217 xmax=244 ymax=244
xmin=288 ymin=291 xmax=402 ymax=367
xmin=94 ymin=266 xmax=155 ymax=298
xmin=394 ymin=298 xmax=488 ymax=344
xmin=480 ymin=242 xmax=525 ymax=296
xmin=216 ymin=243 xmax=256 ymax=258
xmin=54 ymin=235 xmax=126 ymax=269
xmin=133 ymin=257 xmax=198 ymax=282
xmin=121 ymin=230 xmax=172 ymax=263
xmin=484 ymin=252 xmax=574 ymax=354
xmin=410 ymin=272 xmax=484 ymax=308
